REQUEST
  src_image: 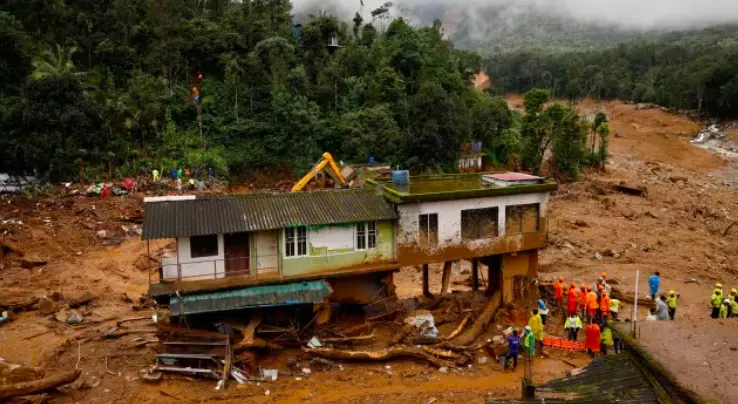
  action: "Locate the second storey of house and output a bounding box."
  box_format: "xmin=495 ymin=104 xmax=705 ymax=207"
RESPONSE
xmin=369 ymin=172 xmax=557 ymax=266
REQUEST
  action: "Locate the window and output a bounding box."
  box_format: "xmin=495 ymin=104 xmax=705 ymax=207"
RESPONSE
xmin=285 ymin=227 xmax=307 ymax=257
xmin=357 ymin=222 xmax=377 ymax=250
xmin=461 ymin=207 xmax=499 ymax=240
xmin=190 ymin=235 xmax=218 ymax=258
xmin=418 ymin=213 xmax=439 ymax=248
xmin=512 ymin=275 xmax=530 ymax=300
xmin=505 ymin=204 xmax=540 ymax=235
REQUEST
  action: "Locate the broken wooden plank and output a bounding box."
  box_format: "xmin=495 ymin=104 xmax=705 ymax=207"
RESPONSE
xmin=444 ymin=314 xmax=471 ymax=341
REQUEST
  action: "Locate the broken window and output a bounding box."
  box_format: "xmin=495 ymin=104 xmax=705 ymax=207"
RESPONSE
xmin=419 ymin=213 xmax=439 ymax=248
xmin=356 ymin=221 xmax=377 ymax=250
xmin=505 ymin=204 xmax=540 ymax=235
xmin=285 ymin=227 xmax=307 ymax=257
xmin=512 ymin=275 xmax=530 ymax=300
xmin=461 ymin=207 xmax=499 ymax=240
xmin=190 ymin=235 xmax=218 ymax=258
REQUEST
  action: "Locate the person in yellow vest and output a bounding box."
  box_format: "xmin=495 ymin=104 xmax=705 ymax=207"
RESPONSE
xmin=711 ymin=286 xmax=723 ymax=319
xmin=730 ymin=289 xmax=738 ymax=318
xmin=609 ymin=298 xmax=621 ymax=322
xmin=600 ymin=322 xmax=614 ymax=356
xmin=528 ymin=309 xmax=544 ymax=357
xmin=152 ymin=169 xmax=160 ymax=182
xmin=565 ymin=313 xmax=583 ymax=341
xmin=666 ymin=290 xmax=680 ymax=320
xmin=719 ymin=299 xmax=731 ymax=319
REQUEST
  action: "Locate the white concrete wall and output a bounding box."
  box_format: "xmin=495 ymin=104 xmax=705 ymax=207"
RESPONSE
xmin=309 ymin=225 xmax=355 ymax=253
xmin=397 ymin=192 xmax=550 ymax=247
xmin=162 ymin=235 xmax=225 ymax=281
xmin=255 ymin=231 xmax=279 ymax=272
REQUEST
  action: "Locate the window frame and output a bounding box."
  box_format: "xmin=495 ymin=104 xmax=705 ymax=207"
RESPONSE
xmin=356 ymin=221 xmax=377 ymax=251
xmin=284 ymin=226 xmax=308 ymax=258
xmin=190 ymin=234 xmax=219 ymax=258
xmin=461 ymin=207 xmax=499 ymax=241
xmin=505 ymin=203 xmax=540 ymax=235
xmin=418 ymin=213 xmax=439 ymax=248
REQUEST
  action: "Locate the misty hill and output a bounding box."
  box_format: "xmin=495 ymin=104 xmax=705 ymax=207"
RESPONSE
xmin=445 ymin=7 xmax=643 ymax=54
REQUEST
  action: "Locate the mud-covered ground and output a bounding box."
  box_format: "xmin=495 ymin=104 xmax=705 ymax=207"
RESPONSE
xmin=2 ymin=98 xmax=737 ymax=402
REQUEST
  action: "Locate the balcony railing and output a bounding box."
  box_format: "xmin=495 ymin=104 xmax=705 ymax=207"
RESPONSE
xmin=147 ymin=255 xmax=280 ymax=291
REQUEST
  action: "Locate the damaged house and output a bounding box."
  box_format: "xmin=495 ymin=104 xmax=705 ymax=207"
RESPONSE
xmin=143 ymin=172 xmax=556 ymax=317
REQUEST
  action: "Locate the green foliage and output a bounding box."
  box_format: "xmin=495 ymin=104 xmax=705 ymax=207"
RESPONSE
xmin=488 ymin=25 xmax=738 ymax=118
xmin=0 ymin=1 xmax=520 ymax=180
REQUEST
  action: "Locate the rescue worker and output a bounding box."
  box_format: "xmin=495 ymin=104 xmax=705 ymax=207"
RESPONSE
xmin=730 ymin=289 xmax=738 ymax=318
xmin=656 ymin=295 xmax=669 ymax=320
xmin=585 ymin=321 xmax=601 ymax=357
xmin=537 ymin=299 xmax=549 ymax=326
xmin=152 ymin=169 xmax=160 ymax=182
xmin=504 ymin=330 xmax=521 ymax=371
xmin=609 ymin=297 xmax=621 ymax=321
xmin=600 ymin=290 xmax=611 ymax=321
xmin=522 ymin=326 xmax=536 ymax=359
xmin=567 ymin=282 xmax=578 ymax=315
xmin=579 ymin=284 xmax=588 ymax=318
xmin=666 ymin=290 xmax=679 ymax=320
xmin=528 ymin=309 xmax=544 ymax=357
xmin=565 ymin=313 xmax=582 ymax=341
xmin=648 ymin=271 xmax=661 ymax=301
xmin=711 ymin=287 xmax=723 ymax=319
xmin=554 ymin=277 xmax=564 ymax=309
xmin=646 ymin=307 xmax=658 ymax=321
xmin=586 ymin=287 xmax=599 ymax=323
xmin=720 ymin=299 xmax=731 ymax=318
xmin=600 ymin=323 xmax=614 ymax=356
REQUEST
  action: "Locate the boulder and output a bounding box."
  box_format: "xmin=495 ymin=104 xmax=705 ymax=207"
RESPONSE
xmin=37 ymin=297 xmax=57 ymax=316
xmin=20 ymin=255 xmax=47 ymax=269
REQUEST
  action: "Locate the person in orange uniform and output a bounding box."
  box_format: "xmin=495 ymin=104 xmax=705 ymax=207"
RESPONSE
xmin=554 ymin=277 xmax=564 ymax=308
xmin=567 ymin=282 xmax=578 ymax=315
xmin=586 ymin=287 xmax=599 ymax=323
xmin=599 ymin=291 xmax=611 ymax=322
xmin=579 ymin=285 xmax=588 ymax=318
xmin=585 ymin=321 xmax=601 ymax=357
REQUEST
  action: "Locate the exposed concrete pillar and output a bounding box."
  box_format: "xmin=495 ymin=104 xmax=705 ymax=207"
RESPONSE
xmin=471 ymin=258 xmax=479 ymax=291
xmin=422 ymin=264 xmax=433 ymax=298
xmin=440 ymin=261 xmax=453 ymax=295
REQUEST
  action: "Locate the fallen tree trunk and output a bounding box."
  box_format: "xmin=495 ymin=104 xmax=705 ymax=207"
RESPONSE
xmin=303 ymin=346 xmax=454 ymax=368
xmin=0 ymin=369 xmax=81 ymax=400
xmin=443 ymin=314 xmax=471 ymax=341
xmin=450 ymin=291 xmax=500 ymax=346
xmin=321 ymin=333 xmax=376 ymax=346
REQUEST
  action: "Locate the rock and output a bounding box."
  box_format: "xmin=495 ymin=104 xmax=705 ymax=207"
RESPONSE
xmin=669 ymin=176 xmax=688 ymax=183
xmin=639 ymin=245 xmax=650 ymax=252
xmin=67 ymin=292 xmax=94 ymax=308
xmin=644 ymin=211 xmax=660 ymax=219
xmin=96 ymin=230 xmax=107 ymax=238
xmin=20 ymin=255 xmax=47 ymax=269
xmin=66 ymin=310 xmax=84 ymax=324
xmin=438 ymin=366 xmax=448 ymax=374
xmin=337 ymin=373 xmax=351 ymax=382
xmin=601 ymin=249 xmax=616 ymax=257
xmin=730 ymin=346 xmax=737 ymax=351
xmin=37 ymin=297 xmax=58 ymax=315
xmin=574 ymin=219 xmax=589 ymax=227
xmin=593 ymin=252 xmax=602 ymax=260
xmin=54 ymin=309 xmax=68 ymax=322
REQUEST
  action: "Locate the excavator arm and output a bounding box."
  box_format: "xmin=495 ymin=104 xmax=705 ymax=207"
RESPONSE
xmin=291 ymin=152 xmax=346 ymax=192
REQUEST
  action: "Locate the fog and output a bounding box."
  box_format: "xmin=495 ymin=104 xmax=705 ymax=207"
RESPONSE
xmin=291 ymin=0 xmax=738 ymax=30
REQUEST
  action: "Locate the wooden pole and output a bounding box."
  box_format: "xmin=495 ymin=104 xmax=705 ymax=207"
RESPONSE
xmin=471 ymin=259 xmax=479 ymax=291
xmin=422 ymin=264 xmax=432 ymax=298
xmin=440 ymin=261 xmax=452 ymax=296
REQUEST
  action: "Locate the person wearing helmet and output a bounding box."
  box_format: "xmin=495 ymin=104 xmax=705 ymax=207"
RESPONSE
xmin=666 ymin=290 xmax=680 ymax=320
xmin=504 ymin=329 xmax=521 ymax=371
xmin=600 ymin=291 xmax=611 ymax=321
xmin=554 ymin=277 xmax=565 ymax=308
xmin=585 ymin=320 xmax=601 ymax=357
xmin=609 ymin=297 xmax=621 ymax=321
xmin=586 ymin=287 xmax=599 ymax=323
xmin=599 ymin=272 xmax=611 ymax=294
xmin=730 ymin=289 xmax=738 ymax=318
xmin=522 ymin=326 xmax=536 ymax=358
xmin=720 ymin=299 xmax=731 ymax=319
xmin=567 ymin=283 xmax=578 ymax=315
xmin=711 ymin=287 xmax=724 ymax=318
xmin=537 ymin=299 xmax=549 ymax=325
xmin=565 ymin=312 xmax=583 ymax=341
xmin=579 ymin=285 xmax=588 ymax=318
xmin=528 ymin=309 xmax=544 ymax=357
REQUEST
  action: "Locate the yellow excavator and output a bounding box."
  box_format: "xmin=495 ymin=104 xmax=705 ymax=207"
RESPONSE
xmin=291 ymin=152 xmax=347 ymax=192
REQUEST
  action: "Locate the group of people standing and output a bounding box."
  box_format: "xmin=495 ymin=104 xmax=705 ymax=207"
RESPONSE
xmin=151 ymin=167 xmax=215 ymax=192
xmin=709 ymin=283 xmax=738 ymax=319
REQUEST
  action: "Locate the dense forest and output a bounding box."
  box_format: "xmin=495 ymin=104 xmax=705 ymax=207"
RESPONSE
xmin=0 ymin=0 xmax=520 ymax=181
xmin=487 ymin=25 xmax=738 ymax=118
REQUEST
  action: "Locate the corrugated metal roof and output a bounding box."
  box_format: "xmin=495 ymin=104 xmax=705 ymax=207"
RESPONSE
xmin=487 ymin=353 xmax=661 ymax=404
xmin=142 ymin=189 xmax=397 ymax=240
xmin=170 ymin=280 xmax=332 ymax=315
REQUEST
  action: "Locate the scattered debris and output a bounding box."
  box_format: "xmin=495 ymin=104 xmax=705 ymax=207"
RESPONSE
xmin=67 ymin=292 xmax=94 ymax=308
xmin=260 ymin=369 xmax=278 ymax=381
xmin=19 ymin=255 xmax=47 ymax=269
xmin=612 ymin=182 xmax=646 ymax=196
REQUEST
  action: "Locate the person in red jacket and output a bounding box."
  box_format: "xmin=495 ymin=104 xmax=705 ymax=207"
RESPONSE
xmin=579 ymin=284 xmax=588 ymax=318
xmin=585 ymin=321 xmax=601 ymax=358
xmin=567 ymin=283 xmax=578 ymax=315
xmin=554 ymin=277 xmax=564 ymax=308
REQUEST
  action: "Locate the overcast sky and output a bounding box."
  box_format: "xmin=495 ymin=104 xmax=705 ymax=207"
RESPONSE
xmin=291 ymin=0 xmax=738 ymax=30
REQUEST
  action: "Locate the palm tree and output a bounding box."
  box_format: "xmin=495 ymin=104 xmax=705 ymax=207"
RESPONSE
xmin=30 ymin=45 xmax=83 ymax=80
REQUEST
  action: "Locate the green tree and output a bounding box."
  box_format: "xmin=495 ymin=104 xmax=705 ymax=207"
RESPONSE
xmin=30 ymin=45 xmax=82 ymax=80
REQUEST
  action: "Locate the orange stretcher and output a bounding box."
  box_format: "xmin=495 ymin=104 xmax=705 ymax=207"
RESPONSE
xmin=543 ymin=336 xmax=588 ymax=352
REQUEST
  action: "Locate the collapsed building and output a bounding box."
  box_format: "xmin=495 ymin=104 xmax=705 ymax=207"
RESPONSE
xmin=142 ymin=172 xmax=557 ymax=319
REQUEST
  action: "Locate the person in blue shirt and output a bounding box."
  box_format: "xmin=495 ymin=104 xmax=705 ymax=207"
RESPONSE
xmin=648 ymin=271 xmax=661 ymax=301
xmin=504 ymin=330 xmax=521 ymax=371
xmin=537 ymin=299 xmax=549 ymax=325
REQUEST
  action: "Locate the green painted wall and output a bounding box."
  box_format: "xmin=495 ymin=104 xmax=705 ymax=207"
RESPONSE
xmin=278 ymin=220 xmax=395 ymax=277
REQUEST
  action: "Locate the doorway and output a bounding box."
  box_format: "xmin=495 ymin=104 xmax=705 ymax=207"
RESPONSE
xmin=224 ymin=232 xmax=250 ymax=276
